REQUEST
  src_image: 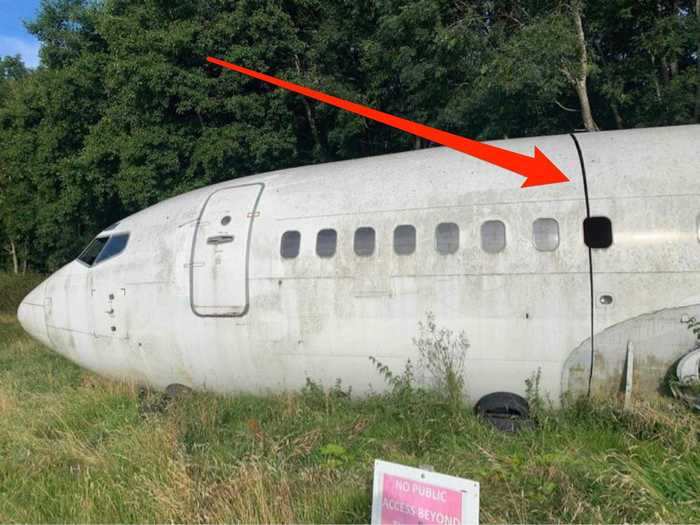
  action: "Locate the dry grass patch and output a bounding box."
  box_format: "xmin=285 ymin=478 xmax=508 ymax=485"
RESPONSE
xmin=1 ymin=312 xmax=699 ymax=524
xmin=0 ymin=384 xmax=16 ymax=415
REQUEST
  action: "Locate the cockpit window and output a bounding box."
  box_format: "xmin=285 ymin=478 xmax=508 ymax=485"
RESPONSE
xmin=78 ymin=237 xmax=108 ymax=266
xmin=95 ymin=233 xmax=130 ymax=264
xmin=77 ymin=233 xmax=130 ymax=267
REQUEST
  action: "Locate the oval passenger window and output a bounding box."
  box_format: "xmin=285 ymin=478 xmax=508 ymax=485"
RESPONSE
xmin=481 ymin=220 xmax=506 ymax=253
xmin=316 ymin=229 xmax=337 ymax=258
xmin=354 ymin=227 xmax=376 ymax=256
xmin=280 ymin=231 xmax=301 ymax=259
xmin=436 ymin=222 xmax=459 ymax=254
xmin=533 ymin=218 xmax=559 ymax=251
xmin=394 ymin=225 xmax=416 ymax=255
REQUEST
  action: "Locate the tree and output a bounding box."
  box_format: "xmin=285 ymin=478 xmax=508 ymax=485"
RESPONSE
xmin=0 ymin=1 xmax=111 ymax=272
xmin=1 ymin=0 xmax=698 ymax=271
xmin=0 ymin=55 xmax=29 ymax=273
xmin=0 ymin=55 xmax=28 ymax=81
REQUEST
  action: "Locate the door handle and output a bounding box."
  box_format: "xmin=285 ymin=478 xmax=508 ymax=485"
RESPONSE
xmin=207 ymin=235 xmax=234 ymax=245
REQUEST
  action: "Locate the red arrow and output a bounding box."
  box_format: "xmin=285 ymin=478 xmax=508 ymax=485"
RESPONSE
xmin=207 ymin=56 xmax=569 ymax=188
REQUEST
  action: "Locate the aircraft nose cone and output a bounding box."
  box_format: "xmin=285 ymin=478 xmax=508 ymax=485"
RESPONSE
xmin=17 ymin=281 xmax=50 ymax=347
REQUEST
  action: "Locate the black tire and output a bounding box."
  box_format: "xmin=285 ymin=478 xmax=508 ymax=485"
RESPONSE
xmin=475 ymin=392 xmax=531 ymax=433
xmin=165 ymin=383 xmax=192 ymax=399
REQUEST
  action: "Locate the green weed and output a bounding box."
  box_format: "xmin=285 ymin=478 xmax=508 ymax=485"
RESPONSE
xmin=0 ymin=272 xmax=45 ymax=315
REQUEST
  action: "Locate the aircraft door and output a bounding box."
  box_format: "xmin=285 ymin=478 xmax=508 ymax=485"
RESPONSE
xmin=190 ymin=183 xmax=263 ymax=317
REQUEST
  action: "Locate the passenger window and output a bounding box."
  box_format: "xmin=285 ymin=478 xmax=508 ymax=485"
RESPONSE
xmin=533 ymin=218 xmax=559 ymax=251
xmin=94 ymin=233 xmax=130 ymax=264
xmin=481 ymin=220 xmax=506 ymax=253
xmin=354 ymin=227 xmax=375 ymax=256
xmin=78 ymin=236 xmax=108 ymax=266
xmin=583 ymin=217 xmax=613 ymax=249
xmin=280 ymin=231 xmax=301 ymax=259
xmin=316 ymin=229 xmax=337 ymax=258
xmin=394 ymin=225 xmax=416 ymax=255
xmin=436 ymin=223 xmax=459 ymax=254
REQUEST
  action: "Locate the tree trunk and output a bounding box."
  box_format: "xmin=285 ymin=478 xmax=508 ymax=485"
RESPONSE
xmin=572 ymin=2 xmax=599 ymax=131
xmin=666 ymin=1 xmax=680 ymax=79
xmin=301 ymin=96 xmax=325 ymax=160
xmin=8 ymin=240 xmax=18 ymax=274
xmin=294 ymin=55 xmax=327 ymax=161
xmin=669 ymin=59 xmax=678 ymax=79
xmin=660 ymin=56 xmax=671 ymax=84
xmin=21 ymin=240 xmax=28 ymax=274
xmin=610 ymin=101 xmax=624 ymax=129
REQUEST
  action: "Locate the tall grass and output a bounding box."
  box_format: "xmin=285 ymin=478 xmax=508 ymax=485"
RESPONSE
xmin=0 ymin=273 xmax=698 ymax=523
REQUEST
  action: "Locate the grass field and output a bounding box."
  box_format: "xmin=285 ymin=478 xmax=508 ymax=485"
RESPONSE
xmin=0 ymin=273 xmax=699 ymax=523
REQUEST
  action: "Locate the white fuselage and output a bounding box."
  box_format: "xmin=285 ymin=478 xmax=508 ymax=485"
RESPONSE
xmin=17 ymin=125 xmax=700 ymax=404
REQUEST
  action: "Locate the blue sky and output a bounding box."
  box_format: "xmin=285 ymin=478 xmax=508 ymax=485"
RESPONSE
xmin=0 ymin=0 xmax=42 ymax=68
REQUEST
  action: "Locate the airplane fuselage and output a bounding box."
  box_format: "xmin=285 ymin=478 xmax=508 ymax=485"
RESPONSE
xmin=17 ymin=125 xmax=700 ymax=406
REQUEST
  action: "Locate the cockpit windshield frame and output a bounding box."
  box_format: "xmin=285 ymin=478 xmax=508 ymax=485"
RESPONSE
xmin=77 ymin=232 xmax=130 ymax=268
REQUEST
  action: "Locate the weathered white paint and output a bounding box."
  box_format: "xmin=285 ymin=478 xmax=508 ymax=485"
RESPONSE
xmin=16 ymin=125 xmax=700 ymax=406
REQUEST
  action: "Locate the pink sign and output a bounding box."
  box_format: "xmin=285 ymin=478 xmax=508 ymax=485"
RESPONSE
xmin=380 ymin=473 xmax=463 ymax=525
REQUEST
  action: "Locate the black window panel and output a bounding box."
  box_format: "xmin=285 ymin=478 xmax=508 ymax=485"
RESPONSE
xmin=78 ymin=237 xmax=108 ymax=266
xmin=394 ymin=225 xmax=416 ymax=255
xmin=316 ymin=229 xmax=337 ymax=258
xmin=354 ymin=227 xmax=375 ymax=256
xmin=95 ymin=233 xmax=130 ymax=264
xmin=583 ymin=216 xmax=613 ymax=249
xmin=280 ymin=231 xmax=301 ymax=258
xmin=436 ymin=223 xmax=459 ymax=254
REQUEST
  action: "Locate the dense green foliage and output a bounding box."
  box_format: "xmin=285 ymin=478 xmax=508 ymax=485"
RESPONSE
xmin=0 ymin=272 xmax=44 ymax=315
xmin=1 ymin=0 xmax=698 ymax=272
xmin=0 ymin=307 xmax=698 ymax=522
